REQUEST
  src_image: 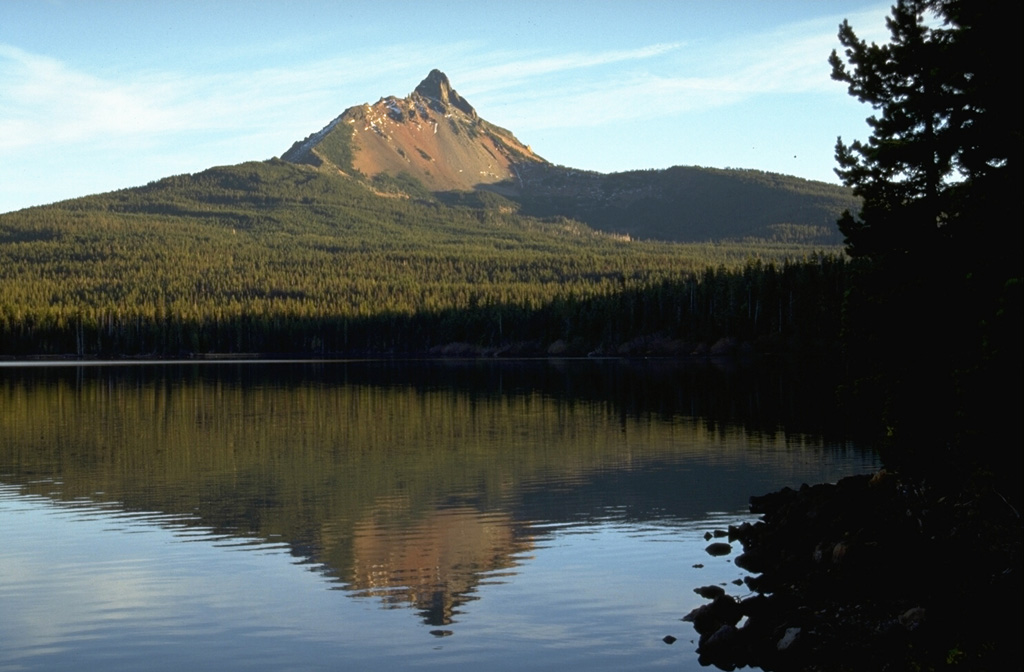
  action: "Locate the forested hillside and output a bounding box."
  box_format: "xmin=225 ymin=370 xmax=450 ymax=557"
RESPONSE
xmin=509 ymin=163 xmax=860 ymax=244
xmin=0 ymin=159 xmax=847 ymax=358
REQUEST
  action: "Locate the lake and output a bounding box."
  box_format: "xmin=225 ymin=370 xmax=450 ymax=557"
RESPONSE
xmin=0 ymin=359 xmax=878 ymax=671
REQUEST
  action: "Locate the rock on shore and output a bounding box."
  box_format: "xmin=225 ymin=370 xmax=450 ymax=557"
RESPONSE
xmin=686 ymin=470 xmax=1022 ymax=671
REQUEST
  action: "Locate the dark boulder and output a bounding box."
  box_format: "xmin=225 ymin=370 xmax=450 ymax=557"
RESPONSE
xmin=704 ymin=541 xmax=732 ymax=557
xmin=684 ymin=469 xmax=1023 ymax=671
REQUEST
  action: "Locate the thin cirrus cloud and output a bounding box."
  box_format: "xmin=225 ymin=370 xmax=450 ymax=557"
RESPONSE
xmin=466 ymin=8 xmax=891 ymax=133
xmin=455 ymin=42 xmax=685 ymax=94
xmin=0 ymin=45 xmax=191 ymax=149
xmin=0 ymin=43 xmax=465 ymax=154
xmin=1 ymin=47 xmax=285 ymax=151
xmin=0 ymin=6 xmax=888 ymax=154
xmin=0 ymin=41 xmax=680 ymax=156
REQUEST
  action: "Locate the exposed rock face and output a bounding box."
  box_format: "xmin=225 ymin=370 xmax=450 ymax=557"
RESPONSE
xmin=414 ymin=69 xmax=477 ymax=119
xmin=281 ymin=70 xmax=544 ymax=193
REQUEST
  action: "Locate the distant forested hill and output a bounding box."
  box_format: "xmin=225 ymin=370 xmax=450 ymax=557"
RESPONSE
xmin=505 ymin=164 xmax=859 ymax=245
xmin=0 ymin=159 xmax=849 ymax=358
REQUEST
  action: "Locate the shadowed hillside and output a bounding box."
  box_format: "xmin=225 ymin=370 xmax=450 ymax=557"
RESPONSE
xmin=508 ymin=163 xmax=858 ymax=244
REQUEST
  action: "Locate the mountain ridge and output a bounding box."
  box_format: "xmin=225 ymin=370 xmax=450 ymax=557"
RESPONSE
xmin=280 ymin=69 xmax=858 ymax=245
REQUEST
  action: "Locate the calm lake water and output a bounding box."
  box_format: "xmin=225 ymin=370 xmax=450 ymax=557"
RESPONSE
xmin=0 ymin=359 xmax=878 ymax=671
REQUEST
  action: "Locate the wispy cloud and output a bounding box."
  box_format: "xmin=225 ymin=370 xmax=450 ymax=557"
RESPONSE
xmin=0 ymin=45 xmax=179 ymax=149
xmin=0 ymin=43 xmax=438 ymax=154
xmin=459 ymin=5 xmax=893 ymax=132
xmin=0 ymin=6 xmax=889 ymax=152
xmin=455 ymin=42 xmax=684 ymax=93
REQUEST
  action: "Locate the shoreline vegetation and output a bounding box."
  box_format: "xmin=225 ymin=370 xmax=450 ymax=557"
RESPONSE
xmin=0 ymin=235 xmax=853 ymax=361
xmin=0 ymin=334 xmax=810 ymax=362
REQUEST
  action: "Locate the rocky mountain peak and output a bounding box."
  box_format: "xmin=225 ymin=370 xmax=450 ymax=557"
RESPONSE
xmin=413 ymin=69 xmax=477 ymax=119
xmin=281 ymin=68 xmax=544 ymax=193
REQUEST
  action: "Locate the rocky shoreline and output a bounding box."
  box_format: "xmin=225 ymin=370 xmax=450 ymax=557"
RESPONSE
xmin=686 ymin=470 xmax=1021 ymax=671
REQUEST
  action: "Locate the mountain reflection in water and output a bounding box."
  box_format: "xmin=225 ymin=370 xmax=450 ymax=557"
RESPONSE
xmin=0 ymin=359 xmax=878 ymax=671
xmin=347 ymin=505 xmax=531 ymax=626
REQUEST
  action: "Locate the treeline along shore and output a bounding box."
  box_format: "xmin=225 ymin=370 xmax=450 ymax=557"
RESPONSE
xmin=0 ymin=255 xmax=849 ymax=359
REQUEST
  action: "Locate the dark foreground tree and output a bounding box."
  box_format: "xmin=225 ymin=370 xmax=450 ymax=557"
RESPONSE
xmin=688 ymin=8 xmax=1022 ymax=671
xmin=831 ymin=0 xmax=1022 ymax=267
xmin=830 ymin=0 xmax=1022 ymax=501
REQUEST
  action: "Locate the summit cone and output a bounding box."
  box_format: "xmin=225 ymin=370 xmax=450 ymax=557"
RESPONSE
xmin=281 ymin=70 xmax=545 ymax=193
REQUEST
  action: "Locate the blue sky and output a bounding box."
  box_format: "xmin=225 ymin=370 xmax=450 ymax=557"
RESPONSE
xmin=0 ymin=1 xmax=891 ymax=214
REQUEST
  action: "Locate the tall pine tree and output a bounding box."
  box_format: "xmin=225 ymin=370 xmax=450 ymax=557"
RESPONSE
xmin=830 ymin=0 xmax=1022 ymax=268
xmin=830 ymin=0 xmax=1022 ymax=499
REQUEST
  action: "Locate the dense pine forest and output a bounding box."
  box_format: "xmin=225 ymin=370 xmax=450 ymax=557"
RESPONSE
xmin=0 ymin=159 xmax=849 ymax=358
xmin=511 ymin=163 xmax=860 ymax=244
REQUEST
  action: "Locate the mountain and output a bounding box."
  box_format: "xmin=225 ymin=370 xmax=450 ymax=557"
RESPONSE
xmin=281 ymin=70 xmax=859 ymax=245
xmin=282 ymin=69 xmax=545 ymax=193
xmin=0 ymin=69 xmax=857 ymax=357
